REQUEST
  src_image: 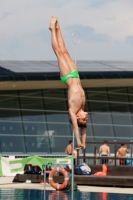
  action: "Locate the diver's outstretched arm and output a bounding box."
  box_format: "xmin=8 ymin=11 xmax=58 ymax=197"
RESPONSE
xmin=69 ymin=108 xmax=84 ymax=148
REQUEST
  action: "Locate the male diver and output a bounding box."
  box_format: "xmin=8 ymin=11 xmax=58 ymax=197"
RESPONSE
xmin=49 ymin=16 xmax=88 ymax=149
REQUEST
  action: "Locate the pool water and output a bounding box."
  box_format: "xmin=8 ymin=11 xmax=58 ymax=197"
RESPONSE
xmin=0 ymin=189 xmax=133 ymax=200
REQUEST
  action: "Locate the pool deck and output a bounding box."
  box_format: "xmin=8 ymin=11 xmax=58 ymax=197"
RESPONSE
xmin=0 ymin=176 xmax=133 ymax=194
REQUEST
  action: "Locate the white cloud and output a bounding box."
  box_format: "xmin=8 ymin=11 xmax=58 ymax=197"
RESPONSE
xmin=0 ymin=0 xmax=133 ymax=60
xmin=66 ymin=24 xmax=110 ymax=42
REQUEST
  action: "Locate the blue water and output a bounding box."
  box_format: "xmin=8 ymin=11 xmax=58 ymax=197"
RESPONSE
xmin=0 ymin=189 xmax=133 ymax=200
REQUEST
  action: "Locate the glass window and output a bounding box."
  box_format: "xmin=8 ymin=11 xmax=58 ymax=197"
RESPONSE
xmin=43 ymin=89 xmax=66 ymax=98
xmin=87 ymin=88 xmax=108 ymax=101
xmin=19 ymin=90 xmax=44 ymax=110
xmin=0 ymin=136 xmax=25 ymax=153
xmin=51 ymin=136 xmax=71 ymax=154
xmin=47 ymin=123 xmax=72 ymax=136
xmin=0 ymin=91 xmax=21 ymax=121
xmin=108 ymin=88 xmax=132 ymax=126
xmin=93 ymin=124 xmax=115 ymax=139
xmin=114 ymin=126 xmax=133 ymax=139
xmin=0 ymin=87 xmax=132 ymax=155
xmin=0 ymin=91 xmax=18 ymax=108
xmin=45 ymin=111 xmax=69 ymax=123
xmin=43 ymin=89 xmax=68 ymax=111
xmin=109 ymin=100 xmax=130 ymax=112
xmin=85 ymin=124 xmax=94 ymax=153
xmin=19 ymin=90 xmax=46 ymax=122
xmin=89 ymin=112 xmax=113 ymax=125
xmin=23 ymin=122 xmax=49 ymax=153
xmin=86 ymin=124 xmax=93 ymax=138
xmin=86 ymin=140 xmax=94 ymax=154
xmin=87 ymin=88 xmax=112 ymax=125
xmin=23 ymin=122 xmax=47 ymax=135
xmin=0 ymin=122 xmax=23 ymax=135
xmin=110 ymin=113 xmax=132 ymax=125
xmin=108 ymin=87 xmax=129 ymax=102
xmin=21 ymin=110 xmax=45 ymax=122
xmin=25 ymin=136 xmax=50 ymax=153
xmin=44 ymin=99 xmax=68 ymax=111
xmin=127 ymin=87 xmax=133 ymax=113
xmin=0 ymin=109 xmax=21 ymax=121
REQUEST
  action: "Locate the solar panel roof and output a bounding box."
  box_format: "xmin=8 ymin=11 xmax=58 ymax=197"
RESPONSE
xmin=0 ymin=60 xmax=133 ymax=81
xmin=0 ymin=60 xmax=133 ymax=73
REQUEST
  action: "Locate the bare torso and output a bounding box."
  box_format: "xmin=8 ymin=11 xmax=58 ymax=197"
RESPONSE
xmin=65 ymin=144 xmax=72 ymax=155
xmin=118 ymin=147 xmax=128 ymax=157
xmin=67 ymin=78 xmax=85 ymax=114
xmin=99 ymin=144 xmax=110 ymax=155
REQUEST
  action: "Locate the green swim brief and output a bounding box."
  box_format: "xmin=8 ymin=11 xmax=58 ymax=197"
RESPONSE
xmin=60 ymin=69 xmax=79 ymax=84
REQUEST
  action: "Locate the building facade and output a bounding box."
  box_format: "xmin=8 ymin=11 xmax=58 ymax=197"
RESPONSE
xmin=0 ymin=61 xmax=133 ymax=156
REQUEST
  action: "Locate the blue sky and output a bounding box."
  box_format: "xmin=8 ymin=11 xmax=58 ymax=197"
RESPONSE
xmin=0 ymin=0 xmax=133 ymax=61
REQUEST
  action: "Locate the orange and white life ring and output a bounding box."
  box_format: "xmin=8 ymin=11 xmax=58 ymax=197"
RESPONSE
xmin=48 ymin=167 xmax=69 ymax=190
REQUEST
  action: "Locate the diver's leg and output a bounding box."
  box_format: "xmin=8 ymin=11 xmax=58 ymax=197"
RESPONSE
xmin=49 ymin=16 xmax=71 ymax=76
xmin=55 ymin=18 xmax=78 ymax=72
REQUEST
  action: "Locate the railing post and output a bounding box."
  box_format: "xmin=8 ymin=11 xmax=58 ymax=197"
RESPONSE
xmin=83 ymin=148 xmax=86 ymax=163
xmin=114 ymin=140 xmax=117 ymax=166
xmin=130 ymin=140 xmax=132 ymax=166
xmin=77 ymin=149 xmax=79 ymax=165
xmin=94 ymin=140 xmax=96 ymax=165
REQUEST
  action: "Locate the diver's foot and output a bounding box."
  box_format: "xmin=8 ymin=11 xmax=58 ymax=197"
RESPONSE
xmin=55 ymin=18 xmax=60 ymax=30
xmin=49 ymin=16 xmax=57 ymax=31
xmin=56 ymin=21 xmax=60 ymax=30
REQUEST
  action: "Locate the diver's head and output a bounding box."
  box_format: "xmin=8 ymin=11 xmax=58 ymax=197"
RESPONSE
xmin=76 ymin=111 xmax=88 ymax=126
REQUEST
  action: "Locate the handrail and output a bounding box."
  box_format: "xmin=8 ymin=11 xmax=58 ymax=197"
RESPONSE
xmin=86 ymin=141 xmax=133 ymax=144
xmin=77 ymin=140 xmax=133 ymax=166
xmin=78 ymin=156 xmax=133 ymax=160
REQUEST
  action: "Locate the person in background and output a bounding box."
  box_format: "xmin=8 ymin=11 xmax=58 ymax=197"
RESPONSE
xmin=99 ymin=140 xmax=110 ymax=164
xmin=65 ymin=165 xmax=71 ymax=173
xmin=65 ymin=140 xmax=72 ymax=155
xmin=116 ymin=143 xmax=129 ymax=165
